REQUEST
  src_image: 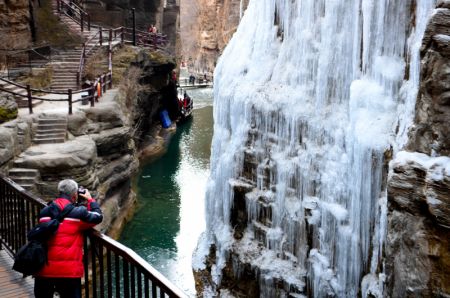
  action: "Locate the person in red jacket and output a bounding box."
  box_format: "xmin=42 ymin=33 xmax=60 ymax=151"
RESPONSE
xmin=34 ymin=179 xmax=103 ymax=298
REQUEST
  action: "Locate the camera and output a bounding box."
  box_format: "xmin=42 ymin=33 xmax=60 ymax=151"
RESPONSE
xmin=77 ymin=186 xmax=86 ymax=196
xmin=77 ymin=187 xmax=87 ymax=205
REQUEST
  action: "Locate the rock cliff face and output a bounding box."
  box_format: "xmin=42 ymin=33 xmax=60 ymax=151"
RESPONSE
xmin=0 ymin=0 xmax=32 ymax=49
xmin=183 ymin=0 xmax=248 ymax=72
xmin=385 ymin=2 xmax=450 ymax=296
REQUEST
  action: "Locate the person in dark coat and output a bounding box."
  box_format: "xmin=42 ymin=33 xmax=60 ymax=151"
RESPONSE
xmin=34 ymin=179 xmax=103 ymax=298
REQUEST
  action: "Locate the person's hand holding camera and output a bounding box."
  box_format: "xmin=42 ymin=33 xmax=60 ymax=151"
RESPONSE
xmin=77 ymin=187 xmax=95 ymax=210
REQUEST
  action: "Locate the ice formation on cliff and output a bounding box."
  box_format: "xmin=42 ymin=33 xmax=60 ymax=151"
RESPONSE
xmin=194 ymin=0 xmax=436 ymax=297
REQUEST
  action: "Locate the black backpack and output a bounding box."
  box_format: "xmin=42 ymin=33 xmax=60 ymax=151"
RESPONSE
xmin=12 ymin=203 xmax=74 ymax=276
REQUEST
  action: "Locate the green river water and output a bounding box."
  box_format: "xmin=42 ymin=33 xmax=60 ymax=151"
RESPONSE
xmin=119 ymin=88 xmax=214 ymax=297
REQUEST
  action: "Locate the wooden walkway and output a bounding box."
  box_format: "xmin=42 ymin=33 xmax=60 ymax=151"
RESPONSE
xmin=0 ymin=248 xmax=34 ymax=297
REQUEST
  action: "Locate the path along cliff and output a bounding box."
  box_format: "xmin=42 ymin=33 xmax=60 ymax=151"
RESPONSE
xmin=0 ymin=47 xmax=179 ymax=238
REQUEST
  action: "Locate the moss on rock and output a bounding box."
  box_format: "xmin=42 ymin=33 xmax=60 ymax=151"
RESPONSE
xmin=0 ymin=95 xmax=18 ymax=123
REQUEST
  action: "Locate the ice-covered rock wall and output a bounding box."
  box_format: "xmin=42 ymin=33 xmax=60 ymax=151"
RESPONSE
xmin=194 ymin=0 xmax=438 ymax=297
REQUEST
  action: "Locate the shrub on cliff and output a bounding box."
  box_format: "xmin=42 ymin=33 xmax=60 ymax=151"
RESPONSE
xmin=0 ymin=94 xmax=18 ymax=123
xmin=18 ymin=67 xmax=53 ymax=89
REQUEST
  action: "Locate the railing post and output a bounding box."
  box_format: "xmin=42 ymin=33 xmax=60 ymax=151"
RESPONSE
xmin=99 ymin=27 xmax=103 ymax=46
xmin=90 ymin=84 xmax=95 ymax=107
xmin=80 ymin=12 xmax=84 ymax=32
xmin=82 ymin=43 xmax=86 ymax=59
xmin=76 ymin=71 xmax=80 ymax=86
xmin=87 ymin=13 xmax=91 ymax=31
xmin=108 ymin=72 xmax=112 ymax=89
xmin=132 ymin=8 xmax=136 ymax=46
xmin=68 ymin=89 xmax=73 ymax=115
xmin=101 ymin=75 xmax=105 ymax=94
xmin=121 ymin=27 xmax=124 ymax=44
xmin=109 ymin=29 xmax=112 ymax=45
xmin=26 ymin=85 xmax=33 ymax=114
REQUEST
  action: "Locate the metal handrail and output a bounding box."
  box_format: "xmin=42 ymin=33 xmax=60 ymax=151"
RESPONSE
xmin=0 ymin=175 xmax=186 ymax=298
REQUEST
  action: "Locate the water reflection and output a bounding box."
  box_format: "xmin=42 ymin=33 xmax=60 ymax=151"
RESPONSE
xmin=120 ymin=89 xmax=213 ymax=297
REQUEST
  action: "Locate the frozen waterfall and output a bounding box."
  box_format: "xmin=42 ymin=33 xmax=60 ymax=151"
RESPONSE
xmin=194 ymin=0 xmax=436 ymax=297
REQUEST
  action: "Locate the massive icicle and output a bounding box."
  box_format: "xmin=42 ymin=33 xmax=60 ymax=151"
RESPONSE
xmin=194 ymin=0 xmax=436 ymax=297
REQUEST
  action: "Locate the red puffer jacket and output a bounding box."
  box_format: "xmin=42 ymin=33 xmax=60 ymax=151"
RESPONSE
xmin=36 ymin=195 xmax=103 ymax=278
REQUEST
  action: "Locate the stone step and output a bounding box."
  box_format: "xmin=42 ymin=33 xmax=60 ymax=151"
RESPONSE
xmin=50 ymin=83 xmax=78 ymax=87
xmin=52 ymin=67 xmax=79 ymax=71
xmin=6 ymin=88 xmax=27 ymax=95
xmin=51 ymin=78 xmax=77 ymax=86
xmin=51 ymin=79 xmax=78 ymax=83
xmin=37 ymin=118 xmax=67 ymax=125
xmin=52 ymin=79 xmax=77 ymax=84
xmin=8 ymin=176 xmax=36 ymax=185
xmin=34 ymin=128 xmax=66 ymax=134
xmin=53 ymin=71 xmax=78 ymax=75
xmin=51 ymin=62 xmax=79 ymax=66
xmin=52 ymin=76 xmax=77 ymax=80
xmin=53 ymin=73 xmax=78 ymax=77
xmin=35 ymin=132 xmax=66 ymax=139
xmin=53 ymin=67 xmax=79 ymax=70
xmin=8 ymin=168 xmax=40 ymax=177
xmin=33 ymin=138 xmax=66 ymax=144
xmin=50 ymin=85 xmax=78 ymax=90
xmin=57 ymin=56 xmax=82 ymax=60
xmin=51 ymin=66 xmax=79 ymax=70
xmin=56 ymin=58 xmax=81 ymax=62
xmin=52 ymin=74 xmax=78 ymax=78
xmin=1 ymin=84 xmax=21 ymax=91
xmin=37 ymin=123 xmax=67 ymax=130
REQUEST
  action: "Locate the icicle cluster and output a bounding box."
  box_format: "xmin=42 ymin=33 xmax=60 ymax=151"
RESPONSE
xmin=195 ymin=0 xmax=436 ymax=297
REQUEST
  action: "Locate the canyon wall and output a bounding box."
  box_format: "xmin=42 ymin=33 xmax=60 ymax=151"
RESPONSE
xmin=385 ymin=2 xmax=450 ymax=296
xmin=182 ymin=0 xmax=249 ymax=73
xmin=0 ymin=0 xmax=32 ymax=50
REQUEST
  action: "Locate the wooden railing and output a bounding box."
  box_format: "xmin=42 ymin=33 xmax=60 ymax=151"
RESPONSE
xmin=0 ymin=72 xmax=112 ymax=115
xmin=77 ymin=26 xmax=167 ymax=88
xmin=0 ymin=176 xmax=186 ymax=298
xmin=56 ymin=0 xmax=90 ymax=31
xmin=1 ymin=45 xmax=53 ymax=80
